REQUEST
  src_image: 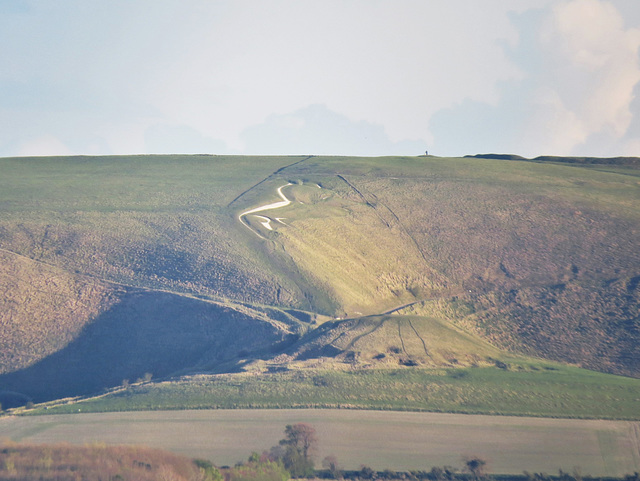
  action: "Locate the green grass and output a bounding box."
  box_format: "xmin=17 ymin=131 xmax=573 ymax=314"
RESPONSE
xmin=0 ymin=155 xmax=312 ymax=308
xmin=0 ymin=155 xmax=305 ymax=210
xmin=1 ymin=154 xmax=639 ymax=411
xmin=30 ymin=365 xmax=640 ymax=420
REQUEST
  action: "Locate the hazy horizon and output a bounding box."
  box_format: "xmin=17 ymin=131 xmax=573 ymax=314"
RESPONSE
xmin=1 ymin=0 xmax=639 ymax=159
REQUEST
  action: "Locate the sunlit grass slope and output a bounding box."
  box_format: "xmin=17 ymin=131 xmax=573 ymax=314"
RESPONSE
xmin=246 ymin=315 xmax=504 ymax=371
xmin=247 ymin=156 xmax=640 ymax=376
xmin=0 ymin=155 xmax=313 ymax=307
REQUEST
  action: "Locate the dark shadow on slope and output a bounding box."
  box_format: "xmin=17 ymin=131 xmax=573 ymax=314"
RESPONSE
xmin=0 ymin=290 xmax=288 ymax=406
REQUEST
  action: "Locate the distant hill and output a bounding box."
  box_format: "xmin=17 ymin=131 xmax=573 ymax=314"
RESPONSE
xmin=0 ymin=154 xmax=638 ymax=411
xmin=466 ymin=153 xmax=640 ymax=166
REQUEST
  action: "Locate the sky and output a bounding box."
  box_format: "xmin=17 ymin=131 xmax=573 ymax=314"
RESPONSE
xmin=1 ymin=0 xmax=639 ymax=158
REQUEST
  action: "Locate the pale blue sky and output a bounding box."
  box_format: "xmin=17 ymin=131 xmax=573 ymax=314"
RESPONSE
xmin=1 ymin=0 xmax=639 ymax=158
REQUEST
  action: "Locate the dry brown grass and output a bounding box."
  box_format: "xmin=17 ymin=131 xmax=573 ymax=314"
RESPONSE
xmin=250 ymin=314 xmax=503 ymax=372
xmin=0 ymin=441 xmax=204 ymax=481
xmin=0 ymin=249 xmax=122 ymax=374
xmin=404 ymin=278 xmax=640 ymax=377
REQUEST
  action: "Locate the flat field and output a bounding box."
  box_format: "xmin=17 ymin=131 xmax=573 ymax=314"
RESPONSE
xmin=1 ymin=409 xmax=639 ymax=476
xmin=31 ymin=366 xmax=640 ymax=420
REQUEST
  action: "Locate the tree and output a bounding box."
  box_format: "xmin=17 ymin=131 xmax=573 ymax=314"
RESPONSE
xmin=249 ymin=452 xmax=261 ymax=463
xmin=427 ymin=466 xmax=457 ymax=481
xmin=359 ymin=465 xmax=375 ymax=480
xmin=274 ymin=423 xmax=317 ymax=478
xmin=322 ymin=455 xmax=341 ymax=479
xmin=280 ymin=423 xmax=317 ymax=460
xmin=464 ymin=457 xmax=487 ymax=480
xmin=266 ymin=445 xmax=286 ymax=463
xmin=194 ymin=459 xmax=223 ymax=481
xmin=228 ymin=459 xmax=290 ymax=481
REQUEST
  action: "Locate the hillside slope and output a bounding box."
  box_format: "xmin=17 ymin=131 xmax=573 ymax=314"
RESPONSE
xmin=0 ymin=249 xmax=121 ymax=375
xmin=246 ymin=315 xmax=505 ymax=372
xmin=0 ymin=155 xmax=317 ymax=308
xmin=0 ymin=283 xmax=299 ymax=405
xmin=251 ymin=156 xmax=640 ymax=376
xmin=0 ymin=154 xmax=639 ymax=408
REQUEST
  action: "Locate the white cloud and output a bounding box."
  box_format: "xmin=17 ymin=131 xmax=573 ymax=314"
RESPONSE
xmin=240 ymin=104 xmax=426 ymax=156
xmin=526 ymin=87 xmax=587 ymax=154
xmin=430 ymin=0 xmax=640 ymax=157
xmin=2 ymin=1 xmax=638 ymax=158
xmin=17 ymin=135 xmax=73 ymax=157
xmin=127 ymin=1 xmax=529 ymax=152
xmin=540 ymin=0 xmax=640 ymax=141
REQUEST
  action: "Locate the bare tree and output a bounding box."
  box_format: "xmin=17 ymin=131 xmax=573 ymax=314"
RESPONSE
xmin=281 ymin=423 xmax=317 ymax=460
xmin=464 ymin=456 xmax=487 ymax=480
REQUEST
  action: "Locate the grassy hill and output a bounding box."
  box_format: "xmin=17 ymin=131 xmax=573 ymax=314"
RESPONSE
xmin=0 ymin=287 xmax=302 ymax=403
xmin=250 ymin=314 xmax=504 ymax=371
xmin=238 ymin=155 xmax=640 ymax=376
xmin=0 ymin=249 xmax=121 ymax=376
xmin=29 ymin=363 xmax=640 ymax=420
xmin=0 ymin=155 xmax=315 ymax=307
xmin=1 ymin=154 xmax=639 ymax=415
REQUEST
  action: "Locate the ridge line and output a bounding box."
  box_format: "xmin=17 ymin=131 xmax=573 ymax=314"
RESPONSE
xmin=227 ymin=155 xmax=314 ymax=208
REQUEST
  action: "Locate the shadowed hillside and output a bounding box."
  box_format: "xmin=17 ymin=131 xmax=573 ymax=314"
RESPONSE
xmin=0 ymin=288 xmax=298 ymax=405
xmin=0 ymin=249 xmax=122 ymax=374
